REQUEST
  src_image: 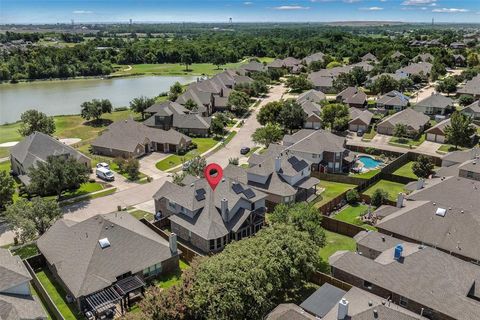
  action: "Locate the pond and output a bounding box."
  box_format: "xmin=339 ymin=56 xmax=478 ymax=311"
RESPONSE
xmin=0 ymin=75 xmax=196 ymax=124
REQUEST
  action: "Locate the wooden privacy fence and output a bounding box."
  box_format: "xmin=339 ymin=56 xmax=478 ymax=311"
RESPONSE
xmin=140 ymin=218 xmax=203 ymax=263
xmin=311 ymin=171 xmax=365 ymax=186
xmin=24 ymin=256 xmax=65 ymax=320
xmin=320 ymin=216 xmax=367 ymax=238
xmin=316 ymin=191 xmax=348 ymax=215
xmin=310 ymin=271 xmax=352 ymax=291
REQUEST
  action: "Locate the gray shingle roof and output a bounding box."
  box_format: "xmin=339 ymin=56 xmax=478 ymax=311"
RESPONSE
xmin=266 ymin=304 xmax=316 ymax=320
xmin=302 ymin=52 xmax=325 ymax=65
xmin=377 ymin=108 xmax=429 ymax=131
xmin=239 ymin=61 xmax=265 ymax=73
xmin=396 ymin=62 xmax=433 ymax=76
xmin=91 ymin=119 xmax=191 ymax=153
xmin=10 ymin=132 xmax=90 ymax=171
xmin=37 ymin=211 xmax=175 ymax=298
xmin=376 ymin=90 xmax=410 ymax=108
xmin=0 ymin=249 xmax=31 ymax=293
xmin=414 ymin=93 xmax=453 ymax=110
xmin=349 ymin=108 xmax=373 ymax=126
xmin=283 ymin=129 xmax=346 ymax=154
xmin=0 ymin=294 xmax=47 ymax=320
xmin=297 ymin=89 xmax=326 ymax=104
xmin=330 ymin=245 xmax=480 ymax=320
xmin=307 ymin=74 xmax=333 ymax=88
xmin=145 ymin=101 xmax=187 ymax=115
xmin=299 ymin=100 xmax=322 ymax=117
xmin=300 ymin=283 xmax=346 ymax=318
xmin=414 ymin=53 xmax=434 ymax=62
xmin=458 ymin=76 xmax=480 ymax=96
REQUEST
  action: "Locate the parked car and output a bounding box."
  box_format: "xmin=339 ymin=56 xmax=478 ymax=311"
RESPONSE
xmin=96 ymin=162 xmax=110 ymax=169
xmin=240 ymin=147 xmax=250 ymax=155
xmin=357 ymin=129 xmax=365 ymax=137
xmin=96 ymin=167 xmax=115 ymax=181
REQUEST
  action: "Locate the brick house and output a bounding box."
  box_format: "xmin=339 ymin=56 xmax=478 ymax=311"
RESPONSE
xmin=153 ymin=176 xmax=267 ymax=253
xmin=376 ymin=108 xmax=430 ymax=137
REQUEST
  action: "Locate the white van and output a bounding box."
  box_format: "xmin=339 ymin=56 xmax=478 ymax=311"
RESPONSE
xmin=96 ymin=167 xmax=115 ymax=181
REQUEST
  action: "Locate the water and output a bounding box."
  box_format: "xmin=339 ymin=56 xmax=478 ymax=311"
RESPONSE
xmin=358 ymin=156 xmax=382 ymax=169
xmin=0 ymin=75 xmax=196 ymax=124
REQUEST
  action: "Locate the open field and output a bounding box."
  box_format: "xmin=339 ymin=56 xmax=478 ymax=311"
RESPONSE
xmin=112 ymin=62 xmax=245 ymax=77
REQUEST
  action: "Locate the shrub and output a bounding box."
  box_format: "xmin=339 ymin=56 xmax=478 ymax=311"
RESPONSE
xmin=228 ymin=157 xmax=239 ymax=165
xmin=346 ymin=189 xmax=360 ymax=204
xmin=371 ymin=188 xmax=389 ymax=207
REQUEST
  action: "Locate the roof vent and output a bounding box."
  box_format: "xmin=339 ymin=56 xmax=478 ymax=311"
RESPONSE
xmin=381 ymin=236 xmax=385 ymax=242
xmin=98 ymin=238 xmax=110 ymax=249
xmin=368 ymin=300 xmax=373 ymax=306
xmin=373 ymin=309 xmax=378 ymax=318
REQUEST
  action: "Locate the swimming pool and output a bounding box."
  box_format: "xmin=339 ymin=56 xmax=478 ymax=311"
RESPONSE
xmin=358 ymin=156 xmax=382 ymax=169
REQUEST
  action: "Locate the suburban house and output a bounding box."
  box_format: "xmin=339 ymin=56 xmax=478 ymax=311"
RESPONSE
xmin=153 ymin=176 xmax=267 ymax=253
xmin=308 ymin=73 xmax=334 ymax=93
xmin=175 ymin=87 xmax=213 ymax=116
xmin=453 ymin=54 xmax=466 ymax=67
xmin=267 ymin=57 xmax=301 ymax=71
xmin=37 ymin=211 xmax=180 ymax=316
xmin=223 ymin=144 xmax=319 ymax=206
xmin=91 ymin=119 xmax=191 ymax=158
xmin=297 ymin=89 xmax=326 ymax=104
xmin=299 ymin=100 xmax=322 ymax=129
xmin=308 ymin=62 xmax=373 ymax=94
xmin=267 ymin=283 xmax=426 ymax=320
xmin=330 ymin=232 xmax=480 ymax=320
xmin=426 ymin=118 xmax=476 ymax=143
xmin=361 ymin=52 xmax=378 ymax=63
xmin=375 ymin=90 xmax=410 ymax=111
xmin=457 ymin=75 xmax=480 ymax=99
xmin=336 ymin=87 xmax=367 ymax=108
xmin=391 ymin=51 xmax=405 ymax=59
xmin=412 ymin=93 xmax=454 ymax=117
xmin=450 ymin=41 xmax=467 ymax=49
xmin=395 ymin=62 xmax=432 ymax=78
xmin=302 ymin=52 xmax=325 ymax=66
xmin=413 ymin=53 xmax=434 ymax=62
xmin=282 ymin=129 xmax=351 ymax=173
xmin=144 ymin=101 xmax=211 ymax=136
xmin=10 ymin=132 xmax=91 ymax=184
xmin=0 ymin=248 xmax=47 ymax=320
xmin=368 ymin=72 xmax=407 ymax=84
xmin=348 ymin=108 xmax=373 ymax=133
xmin=376 ymin=108 xmax=430 ymax=137
xmin=461 ymin=100 xmax=480 ymax=120
xmin=238 ymin=60 xmax=266 ymax=75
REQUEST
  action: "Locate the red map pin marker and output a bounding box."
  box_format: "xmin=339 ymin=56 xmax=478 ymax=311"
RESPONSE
xmin=204 ymin=163 xmax=223 ymax=190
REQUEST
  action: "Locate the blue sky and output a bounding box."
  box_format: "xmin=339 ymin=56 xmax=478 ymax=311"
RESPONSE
xmin=1 ymin=0 xmax=479 ymax=24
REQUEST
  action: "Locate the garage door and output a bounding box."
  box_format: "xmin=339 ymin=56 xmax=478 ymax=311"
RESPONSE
xmin=427 ymin=133 xmax=445 ymax=143
xmin=350 ymin=124 xmax=358 ymax=132
xmin=436 ymin=135 xmax=445 ymax=143
xmin=426 ymin=133 xmax=436 ymax=142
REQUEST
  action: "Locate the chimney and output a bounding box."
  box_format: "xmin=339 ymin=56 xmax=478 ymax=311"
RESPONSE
xmin=169 ymin=233 xmax=178 ymax=254
xmin=221 ymin=198 xmax=228 ymax=222
xmin=337 ymin=298 xmax=349 ymax=320
xmin=396 ymin=193 xmax=404 ymax=208
xmin=274 ymin=157 xmax=281 ymax=173
xmin=416 ymin=178 xmax=424 ymax=190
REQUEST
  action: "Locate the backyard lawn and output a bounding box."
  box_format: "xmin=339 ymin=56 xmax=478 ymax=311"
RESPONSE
xmin=156 ymin=137 xmax=219 ymax=171
xmin=129 ymin=210 xmax=154 ymax=221
xmin=333 ymin=204 xmax=376 ymax=231
xmin=362 ymin=180 xmax=406 ymax=201
xmin=0 ymin=160 xmax=11 ymax=172
xmin=349 ymin=169 xmax=380 ymax=179
xmin=313 ymin=181 xmax=357 ymax=208
xmin=36 ymin=269 xmax=81 ymax=320
xmin=319 ymin=230 xmax=356 ymax=261
xmin=393 ymin=161 xmax=439 ymax=179
xmin=10 ymin=243 xmax=39 ymax=259
xmin=154 ymin=259 xmax=190 ymax=289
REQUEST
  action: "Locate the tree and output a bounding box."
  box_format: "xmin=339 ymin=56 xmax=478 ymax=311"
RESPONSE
xmin=251 ymin=123 xmax=284 ymax=147
xmin=4 ymin=197 xmax=61 ymax=243
xmin=346 ymin=189 xmax=360 ymax=205
xmin=270 ymin=202 xmax=326 ymax=246
xmin=129 ymin=96 xmax=155 ymax=120
xmin=430 ymin=60 xmax=446 ymax=81
xmin=444 ymin=111 xmax=476 ymax=149
xmin=180 ymin=52 xmax=193 ymax=71
xmin=127 ymin=224 xmax=322 ymax=320
xmin=320 ymin=103 xmax=349 ymax=132
xmin=18 ymin=110 xmax=55 ymax=137
xmin=371 ymin=189 xmax=389 ymax=207
xmin=257 ymin=101 xmax=283 ymax=126
xmin=28 ymin=155 xmax=89 ymax=198
xmin=333 ymin=67 xmax=367 ymax=91
xmin=212 ymin=51 xmax=227 ymax=69
xmin=412 ymin=155 xmax=434 ymax=179
xmin=0 ymin=171 xmax=15 ymax=211
xmin=393 ymin=123 xmax=408 ymax=141
xmin=184 ymin=99 xmax=199 ymax=112
xmin=459 ymin=94 xmax=475 ymax=107
xmin=168 ymin=81 xmax=184 ymax=101
xmin=278 ymin=100 xmax=307 ymax=133
xmin=210 ymin=116 xmax=225 ymax=137
xmin=467 ymin=53 xmax=479 ymax=68
xmin=124 ymin=158 xmax=140 ymax=180
xmin=227 ymin=90 xmax=250 ymax=116
xmin=172 ymin=172 xmax=186 ymax=186
xmin=398 ymin=77 xmax=414 ymax=92
xmin=286 ymin=74 xmax=312 ymax=92
xmin=80 ymin=99 xmax=113 ymax=122
xmin=371 ymin=75 xmax=399 ymax=95
xmin=436 ymin=77 xmax=458 ymax=95
xmin=184 ymin=156 xmax=206 ymax=177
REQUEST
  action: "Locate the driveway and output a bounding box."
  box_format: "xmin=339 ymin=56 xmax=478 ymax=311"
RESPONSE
xmin=138 ymin=152 xmax=170 ymax=179
xmin=206 ymin=84 xmax=287 ymax=168
xmin=416 ymin=140 xmax=442 ymax=155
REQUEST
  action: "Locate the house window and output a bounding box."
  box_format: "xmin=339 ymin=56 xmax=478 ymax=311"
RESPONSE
xmin=312 ymin=154 xmax=317 ymax=158
xmin=363 ymin=280 xmax=373 ymax=290
xmin=467 ymin=171 xmax=474 ymax=178
xmin=399 ymin=296 xmax=408 ymax=307
xmin=143 ymin=263 xmax=162 ymax=277
xmin=167 ymin=200 xmax=176 ymax=211
xmin=209 ymin=239 xmax=215 ymax=250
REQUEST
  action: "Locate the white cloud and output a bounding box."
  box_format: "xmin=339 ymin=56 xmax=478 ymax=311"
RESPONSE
xmin=310 ymin=0 xmax=336 ymax=2
xmin=360 ymin=6 xmax=384 ymax=11
xmin=402 ymin=0 xmax=436 ymax=5
xmin=432 ymin=8 xmax=469 ymax=13
xmin=243 ymin=1 xmax=253 ymax=5
xmin=72 ymin=10 xmax=92 ymax=14
xmin=343 ymin=0 xmax=361 ymax=3
xmin=273 ymin=5 xmax=310 ymax=10
xmin=379 ymin=0 xmax=387 ymax=2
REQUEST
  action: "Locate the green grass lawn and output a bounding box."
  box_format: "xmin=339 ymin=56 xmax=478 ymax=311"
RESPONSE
xmin=129 ymin=210 xmax=154 ymax=221
xmin=156 ymin=137 xmax=219 ymax=171
xmin=154 ymin=259 xmax=190 ymax=289
xmin=436 ymin=144 xmax=467 ymax=154
xmin=313 ymin=181 xmax=357 ymax=208
xmin=36 ymin=269 xmax=81 ymax=320
xmin=10 ymin=243 xmax=39 ymax=259
xmin=59 ymin=182 xmax=104 ymax=200
xmin=361 ymin=127 xmax=377 ymax=141
xmin=392 ymin=161 xmax=417 ymax=179
xmin=349 ymin=169 xmax=380 ymax=179
xmin=389 ymin=134 xmax=425 ymax=148
xmin=333 ymin=204 xmax=376 ymax=231
xmin=245 ymin=146 xmax=260 ymax=157
xmin=0 ymin=160 xmax=11 ymax=172
xmin=362 ymin=180 xmax=406 ymax=201
xmin=112 ymin=62 xmax=245 ymax=77
xmin=319 ymin=230 xmax=356 ymax=262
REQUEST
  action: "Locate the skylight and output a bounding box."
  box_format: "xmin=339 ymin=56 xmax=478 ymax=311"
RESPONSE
xmin=435 ymin=208 xmax=446 ymax=217
xmin=99 ymin=238 xmax=111 ymax=249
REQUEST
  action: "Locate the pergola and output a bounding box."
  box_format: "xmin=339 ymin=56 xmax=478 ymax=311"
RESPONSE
xmin=114 ymin=275 xmax=146 ymax=311
xmin=85 ymin=287 xmax=122 ymax=318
